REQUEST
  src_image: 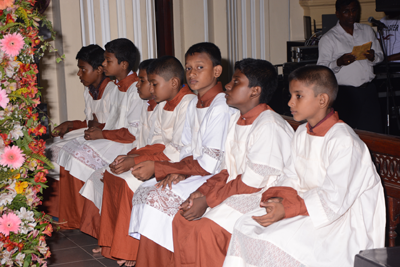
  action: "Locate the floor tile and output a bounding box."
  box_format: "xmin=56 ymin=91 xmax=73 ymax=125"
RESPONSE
xmin=97 ymin=257 xmax=121 ymax=267
xmin=57 ymin=229 xmax=84 ymax=237
xmin=50 ymin=259 xmax=105 ymax=267
xmin=46 ymin=235 xmax=77 ymax=251
xmin=67 ymin=232 xmax=98 ymax=247
xmin=47 ymin=247 xmax=93 ymax=265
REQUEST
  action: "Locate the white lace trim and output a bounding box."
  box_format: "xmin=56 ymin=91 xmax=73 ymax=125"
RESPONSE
xmin=129 ymin=121 xmax=140 ymax=128
xmin=169 ymin=142 xmax=183 ymax=152
xmin=228 ymin=228 xmax=305 ymax=267
xmin=132 ymin=185 xmax=184 ymax=217
xmin=202 ymin=147 xmax=224 ymax=161
xmin=61 ymin=139 xmax=108 ymax=170
xmin=317 ymin=191 xmax=336 ymax=222
xmin=247 ymin=161 xmax=281 ymax=177
xmin=222 ymin=192 xmax=263 ymax=215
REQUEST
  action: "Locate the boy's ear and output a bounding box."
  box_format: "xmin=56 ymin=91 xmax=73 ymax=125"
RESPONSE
xmin=319 ymin=93 xmax=330 ymax=108
xmin=96 ymin=65 xmax=104 ymax=74
xmin=121 ymin=61 xmax=129 ymax=70
xmin=171 ymin=77 xmax=180 ymax=89
xmin=250 ymin=86 xmax=262 ymax=99
xmin=213 ymin=65 xmax=223 ymax=78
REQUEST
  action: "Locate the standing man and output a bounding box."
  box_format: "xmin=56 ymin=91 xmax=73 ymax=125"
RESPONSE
xmin=318 ymin=0 xmax=383 ymax=133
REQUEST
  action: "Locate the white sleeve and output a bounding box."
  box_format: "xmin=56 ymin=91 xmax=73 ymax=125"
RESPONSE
xmin=126 ymin=88 xmax=144 ymax=138
xmin=83 ymin=88 xmax=93 ymax=123
xmin=317 ymin=35 xmax=342 ymax=73
xmin=241 ymin=120 xmax=293 ymax=189
xmin=300 ymin=137 xmax=380 ymax=228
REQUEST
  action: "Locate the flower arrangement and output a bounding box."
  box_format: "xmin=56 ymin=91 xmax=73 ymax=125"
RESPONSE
xmin=0 ymin=0 xmax=62 ymax=266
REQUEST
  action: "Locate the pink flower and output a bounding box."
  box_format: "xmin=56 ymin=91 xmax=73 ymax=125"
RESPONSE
xmin=0 ymin=212 xmax=21 ymax=236
xmin=0 ymin=89 xmax=9 ymax=108
xmin=0 ymin=0 xmax=14 ymax=10
xmin=0 ymin=32 xmax=24 ymax=57
xmin=0 ymin=146 xmax=25 ymax=169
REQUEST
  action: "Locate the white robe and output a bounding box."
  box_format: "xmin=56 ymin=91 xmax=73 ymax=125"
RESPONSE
xmin=57 ymin=78 xmax=144 ymax=182
xmin=46 ymin=81 xmax=114 ymax=180
xmin=224 ymin=122 xmax=386 ymax=267
xmin=202 ymin=109 xmax=294 ymax=234
xmin=129 ymin=93 xmax=234 ymax=252
xmin=79 ymin=100 xmax=164 ymax=211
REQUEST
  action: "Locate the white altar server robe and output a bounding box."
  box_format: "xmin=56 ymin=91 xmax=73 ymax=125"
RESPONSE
xmin=224 ymin=122 xmax=386 ymax=267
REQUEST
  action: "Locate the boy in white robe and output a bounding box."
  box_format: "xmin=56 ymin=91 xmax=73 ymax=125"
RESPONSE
xmin=78 ymin=58 xmax=157 ymax=240
xmin=56 ymin=38 xmax=143 ymax=229
xmin=46 ymin=44 xmax=113 ymax=181
xmin=128 ymin=43 xmax=233 ymax=267
xmin=172 ymin=58 xmax=294 ymax=267
xmin=223 ymin=65 xmax=386 ymax=267
xmin=95 ymin=56 xmax=196 ymax=266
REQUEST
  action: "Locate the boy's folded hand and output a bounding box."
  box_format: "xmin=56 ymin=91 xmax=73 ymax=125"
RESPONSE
xmin=252 ymin=198 xmax=285 ymax=227
xmin=52 ymin=121 xmax=72 ymax=138
xmin=88 ymin=114 xmax=102 ymax=128
xmin=181 ymin=196 xmax=208 ymax=221
xmin=155 ymin=173 xmax=186 ymax=190
xmin=84 ymin=127 xmax=104 ymax=140
xmin=130 ymin=161 xmax=155 ymax=181
xmin=109 ymin=155 xmax=137 ymax=174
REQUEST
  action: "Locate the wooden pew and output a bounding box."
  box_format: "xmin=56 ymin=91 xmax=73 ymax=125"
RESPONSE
xmin=282 ymin=116 xmax=400 ymax=247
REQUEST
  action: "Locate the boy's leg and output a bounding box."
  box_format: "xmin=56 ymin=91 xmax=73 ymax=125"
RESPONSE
xmin=135 ymin=236 xmax=174 ymax=267
xmin=173 ymin=212 xmax=231 ymax=267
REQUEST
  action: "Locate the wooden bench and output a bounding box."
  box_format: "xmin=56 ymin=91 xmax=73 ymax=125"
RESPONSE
xmin=282 ymin=116 xmax=400 ymax=247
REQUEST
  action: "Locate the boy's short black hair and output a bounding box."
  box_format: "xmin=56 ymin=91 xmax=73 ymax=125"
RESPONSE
xmin=185 ymin=42 xmax=222 ymax=67
xmin=76 ymin=44 xmax=105 ymax=69
xmin=147 ymin=56 xmax=184 ymax=86
xmin=335 ymin=0 xmax=360 ymax=11
xmin=288 ymin=65 xmax=338 ymax=106
xmin=234 ymin=58 xmax=278 ymax=104
xmin=139 ymin=59 xmax=156 ymax=72
xmin=105 ymin=38 xmax=138 ymax=71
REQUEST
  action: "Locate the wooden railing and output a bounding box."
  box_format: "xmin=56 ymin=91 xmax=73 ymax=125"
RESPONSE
xmin=282 ymin=116 xmax=400 ymax=247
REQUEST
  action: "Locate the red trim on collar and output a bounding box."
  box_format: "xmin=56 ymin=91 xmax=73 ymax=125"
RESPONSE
xmin=306 ymin=109 xmax=343 ymax=136
xmin=196 ymin=82 xmax=224 ymax=108
xmin=237 ymin=104 xmax=273 ymax=125
xmin=164 ymin=85 xmax=195 ymax=111
xmin=114 ymin=72 xmax=139 ymax=92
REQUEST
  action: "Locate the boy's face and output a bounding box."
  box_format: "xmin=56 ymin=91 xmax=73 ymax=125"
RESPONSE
xmin=136 ymin=69 xmax=152 ymax=100
xmin=185 ymin=52 xmax=220 ymax=96
xmin=102 ymin=52 xmax=122 ymax=77
xmin=288 ymin=80 xmax=321 ymax=125
xmin=225 ymin=69 xmax=252 ymax=110
xmin=148 ymin=73 xmax=175 ymax=103
xmin=77 ymin=59 xmax=101 ymax=87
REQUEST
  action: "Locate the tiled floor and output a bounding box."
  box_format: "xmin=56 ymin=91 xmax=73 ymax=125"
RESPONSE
xmin=46 ymin=229 xmax=120 ymax=267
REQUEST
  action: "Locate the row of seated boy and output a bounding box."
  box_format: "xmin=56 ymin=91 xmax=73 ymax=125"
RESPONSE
xmin=46 ymin=39 xmax=386 ymax=267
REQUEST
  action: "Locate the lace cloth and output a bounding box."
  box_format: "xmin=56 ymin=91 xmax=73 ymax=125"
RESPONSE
xmin=317 ymin=190 xmax=337 ymax=222
xmin=222 ymin=192 xmax=263 ymax=215
xmin=132 ymin=186 xmax=184 ymax=217
xmin=202 ymin=147 xmax=224 ymax=161
xmin=129 ymin=121 xmax=140 ymax=128
xmin=228 ymin=228 xmax=305 ymax=267
xmin=247 ymin=161 xmax=281 ymax=177
xmin=61 ymin=139 xmax=108 ymax=170
xmin=169 ymin=142 xmax=184 ymax=152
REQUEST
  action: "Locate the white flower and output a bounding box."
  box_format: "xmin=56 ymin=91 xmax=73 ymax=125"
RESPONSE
xmin=19 ymin=222 xmax=36 ymax=234
xmin=0 ymin=192 xmax=16 ymax=206
xmin=0 ymin=110 xmax=4 ymax=120
xmin=38 ymin=240 xmax=48 ymax=254
xmin=1 ymin=249 xmax=13 ymax=265
xmin=15 ymin=253 xmax=25 ymax=266
xmin=7 ymin=82 xmax=17 ymax=92
xmin=16 ymin=207 xmax=35 ymax=222
xmin=10 ymin=123 xmax=24 ymax=140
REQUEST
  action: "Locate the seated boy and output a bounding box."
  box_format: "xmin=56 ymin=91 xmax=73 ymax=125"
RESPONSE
xmin=223 ymin=65 xmax=386 ymax=267
xmin=97 ymin=56 xmax=196 ymax=266
xmin=128 ymin=43 xmax=235 ymax=267
xmin=56 ymin=38 xmax=144 ymax=229
xmin=172 ymin=58 xmax=294 ymax=267
xmin=46 ymin=44 xmax=113 ymax=181
xmin=78 ymin=58 xmax=157 ymax=239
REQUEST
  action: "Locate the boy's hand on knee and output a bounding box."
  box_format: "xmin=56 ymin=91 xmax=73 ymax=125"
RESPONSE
xmin=180 ymin=191 xmax=204 ymax=211
xmin=252 ymin=198 xmax=285 ymax=227
xmin=109 ymin=155 xmax=137 ymax=174
xmin=130 ymin=161 xmax=155 ymax=181
xmin=52 ymin=121 xmax=73 ymax=138
xmin=155 ymin=173 xmax=186 ymax=190
xmin=84 ymin=127 xmax=104 ymax=140
xmin=181 ymin=196 xmax=208 ymax=221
